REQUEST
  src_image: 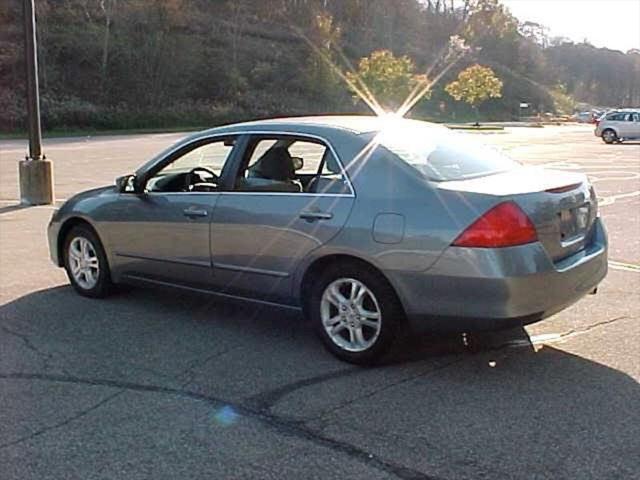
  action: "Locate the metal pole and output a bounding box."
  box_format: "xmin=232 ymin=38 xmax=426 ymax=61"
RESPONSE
xmin=19 ymin=0 xmax=54 ymax=205
xmin=23 ymin=0 xmax=42 ymax=160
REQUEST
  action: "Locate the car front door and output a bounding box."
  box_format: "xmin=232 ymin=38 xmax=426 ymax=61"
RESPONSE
xmin=209 ymin=134 xmax=355 ymax=304
xmin=106 ymin=136 xmax=238 ymax=288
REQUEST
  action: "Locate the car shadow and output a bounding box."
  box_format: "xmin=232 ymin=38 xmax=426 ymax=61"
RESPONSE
xmin=1 ymin=285 xmax=638 ymax=478
xmin=0 ymin=283 xmax=522 ymax=369
xmin=0 ymin=204 xmax=31 ymax=215
xmin=0 ymin=283 xmax=629 ymax=369
xmin=610 ymin=140 xmax=640 ymax=145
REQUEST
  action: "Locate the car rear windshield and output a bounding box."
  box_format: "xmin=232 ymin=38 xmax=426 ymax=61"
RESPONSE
xmin=367 ymin=125 xmax=519 ymax=181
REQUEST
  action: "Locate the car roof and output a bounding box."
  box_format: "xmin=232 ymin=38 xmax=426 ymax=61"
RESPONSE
xmin=137 ymin=115 xmax=449 ymax=178
xmin=198 ymin=115 xmax=446 ymax=136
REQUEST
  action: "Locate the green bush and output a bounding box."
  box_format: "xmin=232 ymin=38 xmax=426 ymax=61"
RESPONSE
xmin=2 ymin=95 xmax=247 ymax=132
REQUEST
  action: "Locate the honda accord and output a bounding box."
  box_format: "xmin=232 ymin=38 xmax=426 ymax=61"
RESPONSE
xmin=48 ymin=116 xmax=608 ymax=363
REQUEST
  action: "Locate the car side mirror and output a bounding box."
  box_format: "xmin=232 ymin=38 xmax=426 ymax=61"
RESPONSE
xmin=115 ymin=174 xmax=137 ymax=193
xmin=292 ymin=156 xmax=304 ymax=171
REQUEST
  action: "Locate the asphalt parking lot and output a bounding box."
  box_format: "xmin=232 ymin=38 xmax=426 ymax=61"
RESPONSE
xmin=1 ymin=124 xmax=639 ymax=479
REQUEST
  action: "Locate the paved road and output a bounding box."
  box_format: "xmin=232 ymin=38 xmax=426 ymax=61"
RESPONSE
xmin=1 ymin=125 xmax=639 ymax=479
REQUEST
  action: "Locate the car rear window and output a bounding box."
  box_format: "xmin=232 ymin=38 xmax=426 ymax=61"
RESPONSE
xmin=367 ymin=125 xmax=519 ymax=181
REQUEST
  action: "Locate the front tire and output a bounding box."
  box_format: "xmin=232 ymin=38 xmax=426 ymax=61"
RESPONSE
xmin=602 ymin=129 xmax=618 ymax=144
xmin=63 ymin=225 xmax=113 ymax=298
xmin=309 ymin=262 xmax=403 ymax=364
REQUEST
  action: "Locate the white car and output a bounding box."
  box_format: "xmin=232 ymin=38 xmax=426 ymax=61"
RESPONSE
xmin=595 ymin=110 xmax=640 ymax=143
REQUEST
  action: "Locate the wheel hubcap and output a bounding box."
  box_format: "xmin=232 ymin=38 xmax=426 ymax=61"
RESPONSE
xmin=68 ymin=237 xmax=100 ymax=289
xmin=320 ymin=278 xmax=382 ymax=352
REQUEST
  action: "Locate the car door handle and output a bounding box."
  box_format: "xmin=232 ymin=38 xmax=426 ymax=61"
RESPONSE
xmin=183 ymin=208 xmax=208 ymax=218
xmin=299 ymin=211 xmax=333 ymax=221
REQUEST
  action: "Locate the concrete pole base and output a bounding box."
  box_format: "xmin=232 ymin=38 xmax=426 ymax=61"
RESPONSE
xmin=19 ymin=159 xmax=54 ymax=205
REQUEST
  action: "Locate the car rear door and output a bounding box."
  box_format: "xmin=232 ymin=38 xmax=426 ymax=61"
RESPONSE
xmin=208 ymin=133 xmax=355 ymax=304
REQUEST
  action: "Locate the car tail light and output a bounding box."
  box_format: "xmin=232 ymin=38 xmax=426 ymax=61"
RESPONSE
xmin=452 ymin=201 xmax=538 ymax=248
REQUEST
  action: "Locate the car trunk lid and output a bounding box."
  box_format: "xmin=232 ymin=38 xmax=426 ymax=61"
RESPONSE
xmin=438 ymin=167 xmax=597 ymax=261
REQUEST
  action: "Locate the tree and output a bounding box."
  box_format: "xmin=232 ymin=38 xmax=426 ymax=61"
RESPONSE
xmin=445 ymin=64 xmax=503 ymax=123
xmin=304 ymin=13 xmax=345 ymax=106
xmin=99 ymin=0 xmax=117 ymax=99
xmin=549 ymin=84 xmax=575 ymax=115
xmin=464 ymin=0 xmax=519 ymax=45
xmin=346 ymin=49 xmax=428 ymax=111
xmin=518 ymin=21 xmax=549 ymax=48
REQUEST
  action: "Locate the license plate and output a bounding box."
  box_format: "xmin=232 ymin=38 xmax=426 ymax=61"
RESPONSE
xmin=559 ymin=205 xmax=590 ymax=241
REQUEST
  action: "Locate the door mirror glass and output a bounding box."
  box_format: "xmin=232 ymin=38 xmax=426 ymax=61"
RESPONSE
xmin=292 ymin=156 xmax=304 ymax=171
xmin=115 ymin=174 xmax=136 ymax=193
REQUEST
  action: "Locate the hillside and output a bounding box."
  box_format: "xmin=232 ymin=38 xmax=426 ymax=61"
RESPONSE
xmin=1 ymin=0 xmax=639 ymax=132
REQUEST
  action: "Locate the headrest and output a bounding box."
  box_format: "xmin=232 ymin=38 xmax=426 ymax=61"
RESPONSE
xmin=253 ymin=146 xmax=294 ymax=181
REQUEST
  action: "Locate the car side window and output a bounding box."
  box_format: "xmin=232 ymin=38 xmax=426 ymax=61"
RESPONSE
xmin=146 ymin=138 xmax=235 ymax=193
xmin=308 ymin=148 xmax=351 ymax=195
xmin=234 ymin=136 xmax=350 ymax=195
xmin=288 ymin=141 xmax=326 ymax=174
xmin=607 ymin=113 xmax=625 ymax=121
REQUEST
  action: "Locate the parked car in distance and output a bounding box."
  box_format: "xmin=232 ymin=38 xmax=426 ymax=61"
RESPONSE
xmin=574 ymin=110 xmax=605 ymax=123
xmin=48 ymin=115 xmax=608 ymax=364
xmin=574 ymin=111 xmax=594 ymax=123
xmin=595 ymin=109 xmax=640 ymax=143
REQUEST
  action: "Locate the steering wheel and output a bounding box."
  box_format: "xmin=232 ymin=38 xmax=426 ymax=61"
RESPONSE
xmin=185 ymin=167 xmax=219 ymax=191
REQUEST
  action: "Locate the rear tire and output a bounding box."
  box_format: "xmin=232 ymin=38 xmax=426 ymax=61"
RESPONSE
xmin=602 ymin=129 xmax=618 ymax=144
xmin=309 ymin=262 xmax=404 ymax=365
xmin=63 ymin=225 xmax=113 ymax=298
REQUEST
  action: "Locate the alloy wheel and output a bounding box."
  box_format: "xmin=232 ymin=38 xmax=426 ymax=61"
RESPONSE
xmin=603 ymin=130 xmax=616 ymax=143
xmin=68 ymin=236 xmax=100 ymax=289
xmin=320 ymin=278 xmax=382 ymax=352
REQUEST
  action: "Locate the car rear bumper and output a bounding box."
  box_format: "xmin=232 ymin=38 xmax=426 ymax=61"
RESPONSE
xmin=387 ymin=218 xmax=608 ymax=333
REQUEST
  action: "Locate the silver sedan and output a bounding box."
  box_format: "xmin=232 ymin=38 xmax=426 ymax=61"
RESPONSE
xmin=48 ymin=116 xmax=608 ymax=363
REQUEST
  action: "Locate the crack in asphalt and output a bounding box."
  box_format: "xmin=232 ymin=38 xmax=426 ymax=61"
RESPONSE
xmin=243 ymin=367 xmax=358 ymax=413
xmin=307 ymin=358 xmax=467 ymax=425
xmin=177 ymin=345 xmax=241 ymax=389
xmin=0 ymin=325 xmax=70 ymax=375
xmin=553 ymin=315 xmax=630 ymax=341
xmin=325 ymin=423 xmax=509 ymax=480
xmin=0 ymin=389 xmax=124 ymax=450
xmin=0 ymin=372 xmax=443 ymax=480
xmin=501 ymin=315 xmax=631 ymax=349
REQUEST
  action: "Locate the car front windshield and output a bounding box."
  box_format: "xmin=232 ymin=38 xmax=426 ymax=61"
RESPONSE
xmin=368 ymin=124 xmax=519 ymax=181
